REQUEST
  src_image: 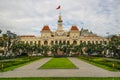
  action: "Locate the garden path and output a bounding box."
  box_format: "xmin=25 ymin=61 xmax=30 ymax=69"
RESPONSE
xmin=0 ymin=57 xmax=120 ymax=77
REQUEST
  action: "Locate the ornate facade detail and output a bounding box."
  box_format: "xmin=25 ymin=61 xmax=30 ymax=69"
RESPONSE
xmin=20 ymin=15 xmax=108 ymax=45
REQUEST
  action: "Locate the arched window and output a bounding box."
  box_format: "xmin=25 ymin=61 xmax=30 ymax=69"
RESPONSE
xmin=63 ymin=41 xmax=66 ymax=45
xmin=30 ymin=41 xmax=33 ymax=45
xmin=88 ymin=41 xmax=90 ymax=44
xmin=44 ymin=41 xmax=48 ymax=45
xmin=34 ymin=41 xmax=36 ymax=45
xmin=21 ymin=41 xmax=24 ymax=44
xmin=51 ymin=41 xmax=54 ymax=45
xmin=59 ymin=40 xmax=62 ymax=44
xmin=104 ymin=41 xmax=107 ymax=44
xmin=26 ymin=41 xmax=28 ymax=44
xmin=96 ymin=41 xmax=98 ymax=44
xmin=67 ymin=41 xmax=70 ymax=45
xmin=80 ymin=40 xmax=82 ymax=44
xmin=83 ymin=41 xmax=86 ymax=45
xmin=100 ymin=41 xmax=102 ymax=44
xmin=38 ymin=41 xmax=41 ymax=45
xmin=73 ymin=40 xmax=77 ymax=45
xmin=55 ymin=41 xmax=58 ymax=44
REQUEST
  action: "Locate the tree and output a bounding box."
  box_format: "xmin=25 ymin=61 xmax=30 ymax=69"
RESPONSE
xmin=0 ymin=29 xmax=4 ymax=47
xmin=41 ymin=45 xmax=50 ymax=57
xmin=2 ymin=31 xmax=18 ymax=57
xmin=0 ymin=30 xmax=4 ymax=54
xmin=51 ymin=44 xmax=59 ymax=56
xmin=0 ymin=29 xmax=2 ymax=34
xmin=109 ymin=35 xmax=120 ymax=58
xmin=2 ymin=34 xmax=8 ymax=55
xmin=65 ymin=45 xmax=71 ymax=56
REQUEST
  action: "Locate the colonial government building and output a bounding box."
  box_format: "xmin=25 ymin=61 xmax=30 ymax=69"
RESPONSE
xmin=20 ymin=15 xmax=108 ymax=45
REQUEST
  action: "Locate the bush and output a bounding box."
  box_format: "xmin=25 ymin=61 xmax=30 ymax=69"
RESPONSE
xmin=78 ymin=56 xmax=120 ymax=71
xmin=0 ymin=56 xmax=43 ymax=71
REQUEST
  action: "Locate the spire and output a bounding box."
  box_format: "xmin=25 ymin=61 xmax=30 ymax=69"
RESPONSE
xmin=56 ymin=5 xmax=63 ymax=31
xmin=57 ymin=14 xmax=63 ymax=31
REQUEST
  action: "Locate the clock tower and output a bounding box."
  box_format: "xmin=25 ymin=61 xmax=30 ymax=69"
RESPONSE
xmin=57 ymin=15 xmax=63 ymax=31
xmin=56 ymin=15 xmax=64 ymax=36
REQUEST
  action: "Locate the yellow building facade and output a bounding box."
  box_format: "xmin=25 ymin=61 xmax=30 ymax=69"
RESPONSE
xmin=20 ymin=15 xmax=108 ymax=45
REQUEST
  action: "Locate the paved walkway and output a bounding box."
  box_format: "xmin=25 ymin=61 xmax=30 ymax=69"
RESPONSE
xmin=0 ymin=57 xmax=120 ymax=77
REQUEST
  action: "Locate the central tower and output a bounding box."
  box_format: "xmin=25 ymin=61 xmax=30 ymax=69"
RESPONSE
xmin=57 ymin=15 xmax=63 ymax=31
xmin=56 ymin=5 xmax=64 ymax=36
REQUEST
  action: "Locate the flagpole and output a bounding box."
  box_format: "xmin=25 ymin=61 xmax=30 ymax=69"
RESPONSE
xmin=56 ymin=5 xmax=61 ymax=16
xmin=59 ymin=6 xmax=61 ymax=16
xmin=59 ymin=9 xmax=61 ymax=16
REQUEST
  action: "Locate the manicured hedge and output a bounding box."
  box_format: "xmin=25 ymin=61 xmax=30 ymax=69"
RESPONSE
xmin=78 ymin=56 xmax=120 ymax=71
xmin=0 ymin=56 xmax=43 ymax=71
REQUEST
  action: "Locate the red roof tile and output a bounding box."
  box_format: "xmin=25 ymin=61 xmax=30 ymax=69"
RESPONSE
xmin=42 ymin=25 xmax=51 ymax=31
xmin=71 ymin=26 xmax=79 ymax=31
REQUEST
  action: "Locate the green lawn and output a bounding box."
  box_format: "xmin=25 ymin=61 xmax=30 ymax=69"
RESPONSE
xmin=40 ymin=58 xmax=77 ymax=69
xmin=0 ymin=56 xmax=43 ymax=72
xmin=78 ymin=56 xmax=120 ymax=71
xmin=0 ymin=77 xmax=120 ymax=80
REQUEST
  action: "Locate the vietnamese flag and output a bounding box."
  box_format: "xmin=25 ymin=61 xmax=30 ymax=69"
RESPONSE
xmin=56 ymin=5 xmax=61 ymax=10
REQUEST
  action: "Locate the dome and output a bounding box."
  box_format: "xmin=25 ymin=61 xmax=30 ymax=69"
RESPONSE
xmin=70 ymin=25 xmax=79 ymax=31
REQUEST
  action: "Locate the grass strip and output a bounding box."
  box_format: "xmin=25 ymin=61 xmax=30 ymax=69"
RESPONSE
xmin=0 ymin=56 xmax=43 ymax=72
xmin=40 ymin=58 xmax=77 ymax=69
xmin=78 ymin=56 xmax=120 ymax=71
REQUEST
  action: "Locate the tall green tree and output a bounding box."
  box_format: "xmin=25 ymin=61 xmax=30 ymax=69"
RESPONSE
xmin=109 ymin=35 xmax=120 ymax=58
xmin=2 ymin=31 xmax=18 ymax=56
xmin=41 ymin=45 xmax=50 ymax=57
xmin=0 ymin=29 xmax=2 ymax=34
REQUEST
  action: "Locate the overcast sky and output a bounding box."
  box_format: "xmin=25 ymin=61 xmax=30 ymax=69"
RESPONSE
xmin=0 ymin=0 xmax=120 ymax=36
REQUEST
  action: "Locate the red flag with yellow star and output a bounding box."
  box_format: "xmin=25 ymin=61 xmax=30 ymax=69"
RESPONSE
xmin=56 ymin=5 xmax=60 ymax=10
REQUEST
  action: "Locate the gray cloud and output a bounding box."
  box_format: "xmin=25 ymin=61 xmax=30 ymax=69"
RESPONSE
xmin=0 ymin=0 xmax=120 ymax=36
